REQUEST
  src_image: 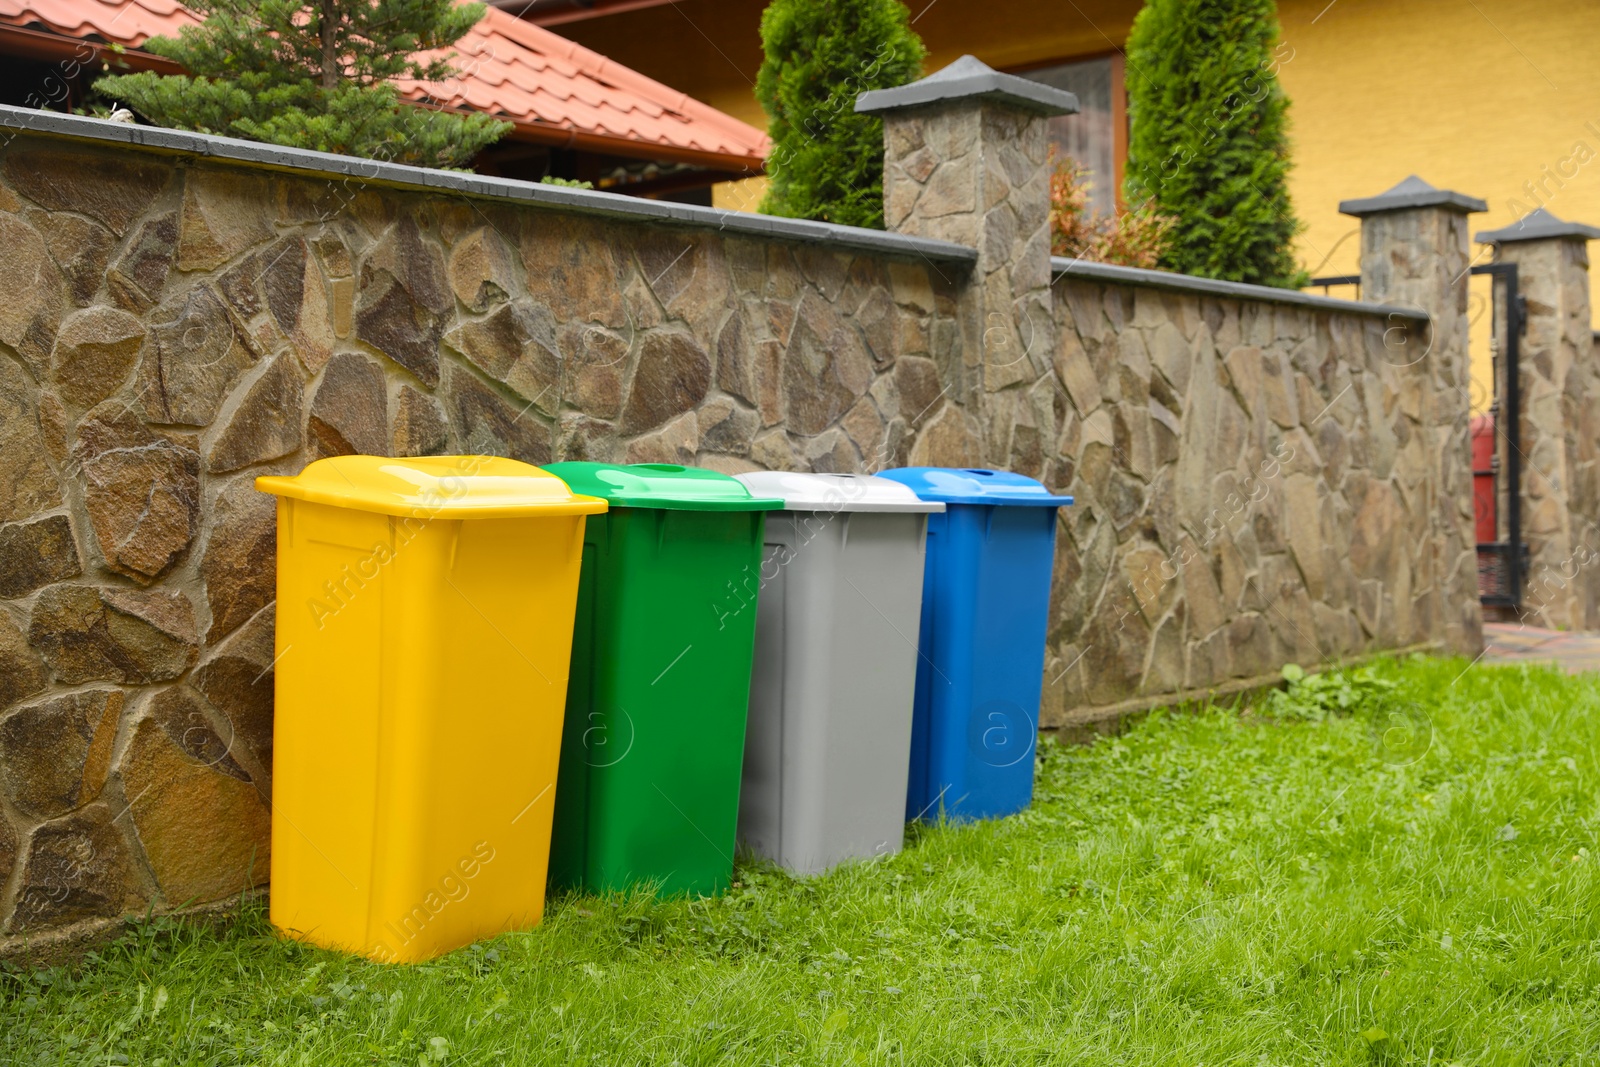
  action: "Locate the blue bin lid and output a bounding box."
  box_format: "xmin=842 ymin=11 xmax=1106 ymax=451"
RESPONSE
xmin=877 ymin=467 xmax=1073 ymax=507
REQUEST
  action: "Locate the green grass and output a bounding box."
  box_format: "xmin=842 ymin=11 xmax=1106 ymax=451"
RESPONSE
xmin=7 ymin=656 xmax=1600 ymax=1065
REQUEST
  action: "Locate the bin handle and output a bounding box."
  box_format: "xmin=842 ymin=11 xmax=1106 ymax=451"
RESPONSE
xmin=841 ymin=512 xmax=851 ymax=549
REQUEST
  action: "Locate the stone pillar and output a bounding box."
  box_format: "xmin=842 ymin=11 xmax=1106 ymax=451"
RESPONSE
xmin=1340 ymin=176 xmax=1486 ymax=654
xmin=856 ymin=56 xmax=1075 ymax=472
xmin=1477 ymin=208 xmax=1600 ymax=630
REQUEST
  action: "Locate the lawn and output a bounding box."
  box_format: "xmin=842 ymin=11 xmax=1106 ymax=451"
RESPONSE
xmin=5 ymin=655 xmax=1599 ymax=1066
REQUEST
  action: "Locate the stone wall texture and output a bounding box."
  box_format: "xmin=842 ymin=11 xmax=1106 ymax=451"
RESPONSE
xmin=0 ymin=117 xmax=1495 ymax=950
xmin=1038 ymin=274 xmax=1480 ymax=734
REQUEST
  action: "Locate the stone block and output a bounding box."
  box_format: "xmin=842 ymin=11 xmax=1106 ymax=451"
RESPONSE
xmin=0 ymin=514 xmax=81 ymax=599
xmin=520 ymin=215 xmax=627 ymax=329
xmin=176 ymin=169 xmax=275 ymax=271
xmin=118 ymin=702 xmax=270 ymax=905
xmin=107 ymin=212 xmax=179 ymax=313
xmin=74 ymin=403 xmax=200 ymax=581
xmin=7 ymin=803 xmax=145 ymax=932
xmin=31 ymin=210 xmax=116 ymax=307
xmin=0 ymin=609 xmax=48 ymax=709
xmin=207 ymin=355 xmax=305 ymax=473
xmin=50 ymin=306 xmax=145 ymax=409
xmin=444 ymin=302 xmax=561 ymax=415
xmin=0 ymin=688 xmax=122 ymax=819
xmin=3 ymin=147 xmax=167 ymax=235
xmin=555 ymin=413 xmax=622 ymax=464
xmin=30 ymin=584 xmax=198 ymax=685
xmin=448 ymin=226 xmax=518 ymax=312
xmin=138 ymin=285 xmax=258 ymax=426
xmin=193 ymin=605 xmax=276 ymax=774
xmin=698 ymin=396 xmax=759 ymax=455
xmin=0 ymin=212 xmax=68 ymax=375
xmin=619 ymin=330 xmax=710 ymax=435
xmin=443 ymin=362 xmax=550 ymax=464
xmin=391 ymin=384 xmax=450 ymax=457
xmin=307 ymin=352 xmax=389 ymax=458
xmin=202 ymin=480 xmax=277 ymax=642
xmin=625 ymin=410 xmax=698 ymax=465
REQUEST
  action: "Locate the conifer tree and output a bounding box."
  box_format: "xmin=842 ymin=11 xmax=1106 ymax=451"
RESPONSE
xmin=96 ymin=0 xmax=510 ymax=169
xmin=756 ymin=0 xmax=925 ymax=229
xmin=1123 ymin=0 xmax=1305 ymax=286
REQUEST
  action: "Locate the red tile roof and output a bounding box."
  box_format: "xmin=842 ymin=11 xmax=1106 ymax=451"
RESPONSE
xmin=0 ymin=0 xmax=768 ymax=168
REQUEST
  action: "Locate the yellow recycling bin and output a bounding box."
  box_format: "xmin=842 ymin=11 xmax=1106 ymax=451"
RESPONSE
xmin=256 ymin=455 xmax=606 ymax=963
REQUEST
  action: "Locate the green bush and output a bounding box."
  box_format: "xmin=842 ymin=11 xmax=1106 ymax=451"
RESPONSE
xmin=756 ymin=0 xmax=925 ymax=229
xmin=1123 ymin=0 xmax=1305 ymax=287
xmin=94 ymin=0 xmax=510 ymax=169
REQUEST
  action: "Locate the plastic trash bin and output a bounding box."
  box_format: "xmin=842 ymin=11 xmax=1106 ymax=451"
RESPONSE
xmin=731 ymin=472 xmax=944 ymax=875
xmin=542 ymin=462 xmax=782 ymax=898
xmin=256 ymin=455 xmax=605 ymax=963
xmin=876 ymin=467 xmax=1072 ymax=823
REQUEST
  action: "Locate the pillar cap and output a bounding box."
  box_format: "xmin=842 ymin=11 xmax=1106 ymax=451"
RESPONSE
xmin=855 ymin=54 xmax=1078 ymax=117
xmin=1339 ymin=175 xmax=1487 ymax=217
xmin=1476 ymin=207 xmax=1600 ymax=245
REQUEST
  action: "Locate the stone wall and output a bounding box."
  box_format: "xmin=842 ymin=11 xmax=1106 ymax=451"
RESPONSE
xmin=0 ymin=89 xmax=1492 ymax=951
xmin=0 ymin=120 xmax=974 ymax=951
xmin=1038 ymin=265 xmax=1475 ymax=735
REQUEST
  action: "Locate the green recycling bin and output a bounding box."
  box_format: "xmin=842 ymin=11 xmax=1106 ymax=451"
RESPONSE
xmin=543 ymin=462 xmax=782 ymax=898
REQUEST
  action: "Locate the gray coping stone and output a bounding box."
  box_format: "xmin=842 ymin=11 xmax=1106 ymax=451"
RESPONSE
xmin=0 ymin=104 xmax=978 ymax=267
xmin=1339 ymin=174 xmax=1487 ymax=217
xmin=1051 ymin=257 xmax=1430 ymax=322
xmin=1477 ymin=206 xmax=1600 ymax=245
xmin=856 ymin=54 xmax=1078 ymax=117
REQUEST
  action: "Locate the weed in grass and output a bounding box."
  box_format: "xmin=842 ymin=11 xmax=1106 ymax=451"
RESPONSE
xmin=3 ymin=656 xmax=1599 ymax=1065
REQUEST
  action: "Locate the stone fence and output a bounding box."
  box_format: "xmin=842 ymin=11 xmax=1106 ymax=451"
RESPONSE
xmin=4 ymin=55 xmax=1589 ymax=951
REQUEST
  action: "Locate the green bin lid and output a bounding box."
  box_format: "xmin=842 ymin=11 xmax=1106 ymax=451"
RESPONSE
xmin=541 ymin=462 xmax=784 ymax=512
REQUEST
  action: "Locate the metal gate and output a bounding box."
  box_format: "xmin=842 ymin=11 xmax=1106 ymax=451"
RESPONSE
xmin=1471 ymin=263 xmax=1527 ymax=611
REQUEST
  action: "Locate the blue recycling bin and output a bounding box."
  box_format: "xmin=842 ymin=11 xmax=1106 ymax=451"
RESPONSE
xmin=877 ymin=468 xmax=1072 ymax=822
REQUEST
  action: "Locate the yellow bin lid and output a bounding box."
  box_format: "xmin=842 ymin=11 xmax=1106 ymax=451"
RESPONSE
xmin=256 ymin=455 xmax=608 ymax=519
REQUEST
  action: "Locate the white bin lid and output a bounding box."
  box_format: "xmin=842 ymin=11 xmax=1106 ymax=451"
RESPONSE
xmin=734 ymin=471 xmax=945 ymax=513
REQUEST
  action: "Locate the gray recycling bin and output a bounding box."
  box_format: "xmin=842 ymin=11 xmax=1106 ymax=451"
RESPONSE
xmin=732 ymin=471 xmax=944 ymax=874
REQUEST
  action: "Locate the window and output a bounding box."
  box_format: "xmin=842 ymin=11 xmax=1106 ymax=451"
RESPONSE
xmin=1019 ymin=56 xmax=1120 ymax=218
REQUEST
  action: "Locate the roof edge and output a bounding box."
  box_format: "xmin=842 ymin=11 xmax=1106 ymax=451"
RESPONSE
xmin=0 ymin=105 xmax=975 ymax=265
